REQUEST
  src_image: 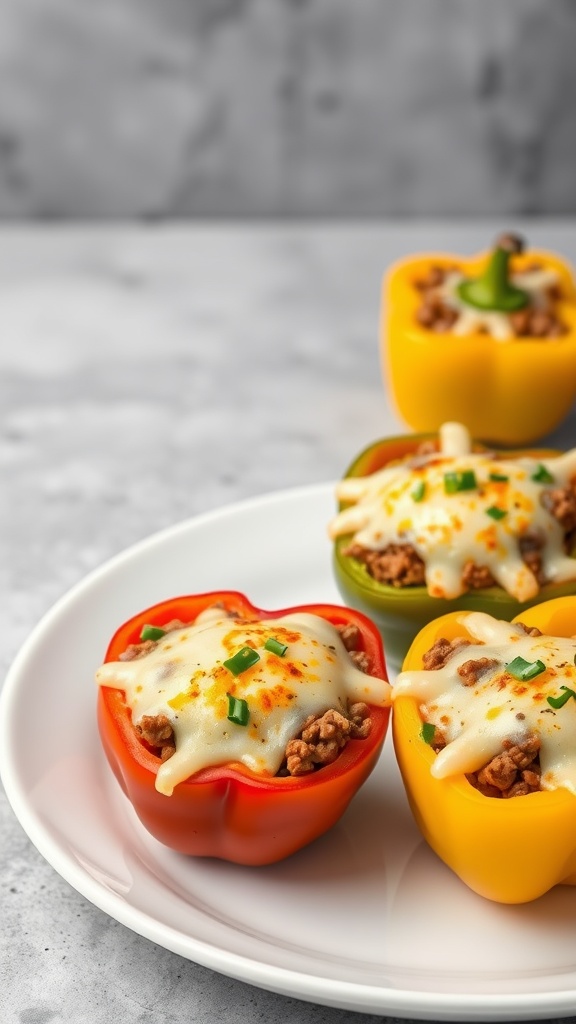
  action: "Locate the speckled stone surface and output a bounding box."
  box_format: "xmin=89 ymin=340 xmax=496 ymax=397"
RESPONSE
xmin=3 ymin=222 xmax=576 ymax=1024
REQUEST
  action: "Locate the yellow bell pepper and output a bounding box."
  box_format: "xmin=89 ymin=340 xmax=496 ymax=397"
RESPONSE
xmin=382 ymin=234 xmax=576 ymax=445
xmin=393 ymin=596 xmax=576 ymax=904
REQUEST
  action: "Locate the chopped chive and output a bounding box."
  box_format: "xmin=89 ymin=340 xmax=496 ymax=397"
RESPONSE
xmin=506 ymin=656 xmax=546 ymax=682
xmin=547 ymin=686 xmax=576 ymax=710
xmin=140 ymin=625 xmax=167 ymax=642
xmin=531 ymin=464 xmax=554 ymax=485
xmin=227 ymin=693 xmax=250 ymax=726
xmin=485 ymin=505 xmax=507 ymax=521
xmin=264 ymin=637 xmax=288 ymax=656
xmin=444 ymin=469 xmax=477 ymax=494
xmin=411 ymin=480 xmax=426 ymax=502
xmin=444 ymin=472 xmax=459 ymax=494
xmin=459 ymin=469 xmax=478 ymax=490
xmin=224 ymin=646 xmax=260 ymax=676
xmin=489 ymin=471 xmax=509 ymax=483
xmin=421 ymin=721 xmax=436 ymax=745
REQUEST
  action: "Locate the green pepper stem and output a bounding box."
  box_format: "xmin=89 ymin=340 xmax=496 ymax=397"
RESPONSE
xmin=457 ymin=234 xmax=530 ymax=312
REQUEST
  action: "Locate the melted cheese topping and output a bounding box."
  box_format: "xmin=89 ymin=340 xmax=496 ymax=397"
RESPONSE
xmin=436 ymin=267 xmax=560 ymax=340
xmin=96 ymin=608 xmax=391 ymax=796
xmin=329 ymin=422 xmax=576 ymax=600
xmin=393 ymin=611 xmax=576 ymax=794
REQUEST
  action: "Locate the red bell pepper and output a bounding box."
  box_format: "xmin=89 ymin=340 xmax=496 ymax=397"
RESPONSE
xmin=97 ymin=590 xmax=390 ymax=865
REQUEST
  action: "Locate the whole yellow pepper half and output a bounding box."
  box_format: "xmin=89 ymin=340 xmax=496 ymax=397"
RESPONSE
xmin=393 ymin=596 xmax=576 ymax=904
xmin=383 ymin=233 xmax=576 ymax=444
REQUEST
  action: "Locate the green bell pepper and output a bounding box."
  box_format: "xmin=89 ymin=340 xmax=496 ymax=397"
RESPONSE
xmin=330 ymin=430 xmax=576 ymax=668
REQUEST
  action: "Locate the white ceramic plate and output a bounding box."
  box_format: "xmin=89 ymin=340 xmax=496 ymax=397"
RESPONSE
xmin=3 ymin=483 xmax=576 ymax=1021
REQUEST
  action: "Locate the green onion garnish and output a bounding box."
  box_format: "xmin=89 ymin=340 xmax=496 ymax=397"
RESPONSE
xmin=226 ymin=693 xmax=250 ymax=726
xmin=485 ymin=505 xmax=507 ymax=521
xmin=506 ymin=656 xmax=546 ymax=682
xmin=547 ymin=686 xmax=576 ymax=709
xmin=421 ymin=722 xmax=436 ymax=745
xmin=489 ymin=471 xmax=509 ymax=483
xmin=444 ymin=469 xmax=477 ymax=494
xmin=223 ymin=646 xmax=260 ymax=676
xmin=411 ymin=480 xmax=426 ymax=502
xmin=531 ymin=464 xmax=554 ymax=485
xmin=264 ymin=637 xmax=288 ymax=656
xmin=140 ymin=625 xmax=167 ymax=642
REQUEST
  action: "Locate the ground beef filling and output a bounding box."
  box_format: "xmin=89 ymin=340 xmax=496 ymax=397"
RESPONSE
xmin=122 ymin=617 xmax=374 ymax=777
xmin=344 ymin=542 xmax=426 ymax=588
xmin=467 ymin=737 xmax=541 ymax=799
xmin=119 ymin=619 xmax=191 ymax=662
xmin=420 ymin=627 xmax=543 ymax=798
xmin=414 ymin=263 xmax=566 ymax=338
xmin=343 ymin=477 xmax=576 ymax=591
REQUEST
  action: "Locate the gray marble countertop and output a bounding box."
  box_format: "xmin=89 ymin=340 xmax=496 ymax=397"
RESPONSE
xmin=4 ymin=221 xmax=576 ymax=1024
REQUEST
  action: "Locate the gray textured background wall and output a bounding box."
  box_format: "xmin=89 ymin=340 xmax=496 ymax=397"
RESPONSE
xmin=1 ymin=0 xmax=576 ymax=218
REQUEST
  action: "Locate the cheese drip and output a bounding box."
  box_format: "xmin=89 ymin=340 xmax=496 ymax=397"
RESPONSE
xmin=96 ymin=608 xmax=391 ymax=796
xmin=393 ymin=611 xmax=576 ymax=794
xmin=329 ymin=423 xmax=576 ymax=600
xmin=438 ymin=267 xmax=561 ymax=341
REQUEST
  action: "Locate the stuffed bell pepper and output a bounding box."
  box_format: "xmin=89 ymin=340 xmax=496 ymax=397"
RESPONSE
xmin=383 ymin=232 xmax=576 ymax=444
xmin=393 ymin=596 xmax=576 ymax=903
xmin=96 ymin=590 xmax=391 ymax=865
xmin=328 ymin=421 xmax=576 ymax=667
